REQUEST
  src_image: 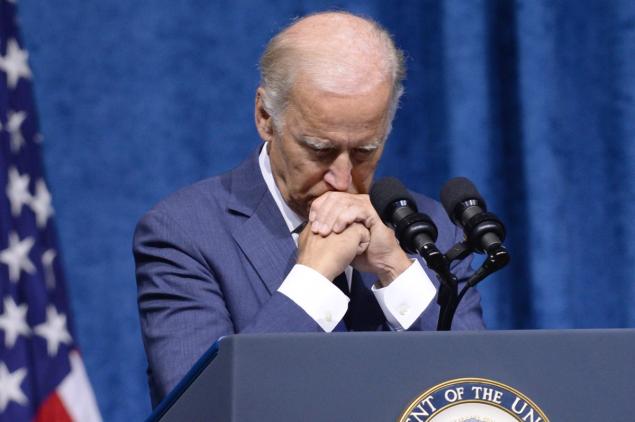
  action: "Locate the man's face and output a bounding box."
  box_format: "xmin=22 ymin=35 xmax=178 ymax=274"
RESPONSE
xmin=264 ymin=78 xmax=393 ymax=218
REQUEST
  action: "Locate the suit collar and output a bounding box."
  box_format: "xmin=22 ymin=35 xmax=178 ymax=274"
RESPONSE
xmin=226 ymin=145 xmax=268 ymax=217
xmin=227 ymin=146 xmax=298 ymax=294
xmin=258 ymin=142 xmax=304 ymax=233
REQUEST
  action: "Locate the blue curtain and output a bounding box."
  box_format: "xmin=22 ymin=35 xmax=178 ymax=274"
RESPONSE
xmin=16 ymin=1 xmax=635 ymax=420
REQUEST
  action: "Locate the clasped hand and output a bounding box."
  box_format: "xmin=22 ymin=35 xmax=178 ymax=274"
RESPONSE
xmin=296 ymin=192 xmax=411 ymax=286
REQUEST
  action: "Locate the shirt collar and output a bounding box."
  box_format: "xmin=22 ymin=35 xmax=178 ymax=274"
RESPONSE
xmin=258 ymin=143 xmax=305 ymax=234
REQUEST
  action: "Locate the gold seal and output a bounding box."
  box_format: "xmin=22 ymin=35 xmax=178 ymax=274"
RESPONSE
xmin=398 ymin=377 xmax=549 ymax=422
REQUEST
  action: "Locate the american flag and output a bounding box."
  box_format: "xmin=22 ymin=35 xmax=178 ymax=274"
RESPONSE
xmin=0 ymin=1 xmax=101 ymax=421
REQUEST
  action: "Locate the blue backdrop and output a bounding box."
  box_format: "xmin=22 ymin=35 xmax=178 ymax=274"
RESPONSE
xmin=14 ymin=1 xmax=635 ymax=420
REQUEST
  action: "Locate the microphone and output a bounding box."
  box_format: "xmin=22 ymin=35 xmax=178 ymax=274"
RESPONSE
xmin=440 ymin=177 xmax=506 ymax=255
xmin=370 ymin=177 xmax=437 ymax=254
xmin=370 ymin=177 xmax=445 ymax=273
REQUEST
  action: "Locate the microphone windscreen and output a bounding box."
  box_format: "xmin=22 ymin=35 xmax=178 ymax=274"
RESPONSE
xmin=370 ymin=177 xmax=416 ymax=220
xmin=440 ymin=177 xmax=485 ymax=217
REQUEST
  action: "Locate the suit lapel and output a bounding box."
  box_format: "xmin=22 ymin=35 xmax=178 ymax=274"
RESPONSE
xmin=226 ymin=148 xmax=297 ymax=294
xmin=232 ymin=201 xmax=297 ymax=295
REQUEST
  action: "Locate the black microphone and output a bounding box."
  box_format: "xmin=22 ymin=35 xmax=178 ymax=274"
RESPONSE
xmin=370 ymin=177 xmax=444 ymax=271
xmin=440 ymin=177 xmax=506 ymax=254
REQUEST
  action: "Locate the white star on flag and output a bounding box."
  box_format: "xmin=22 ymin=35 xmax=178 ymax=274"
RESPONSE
xmin=7 ymin=110 xmax=27 ymax=152
xmin=0 ymin=38 xmax=32 ymax=89
xmin=29 ymin=179 xmax=54 ymax=228
xmin=0 ymin=363 xmax=28 ymax=412
xmin=0 ymin=296 xmax=30 ymax=348
xmin=0 ymin=232 xmax=35 ymax=282
xmin=5 ymin=166 xmax=31 ymax=217
xmin=34 ymin=305 xmax=72 ymax=356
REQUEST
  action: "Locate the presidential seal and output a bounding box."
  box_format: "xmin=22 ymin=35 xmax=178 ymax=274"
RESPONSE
xmin=398 ymin=378 xmax=549 ymax=422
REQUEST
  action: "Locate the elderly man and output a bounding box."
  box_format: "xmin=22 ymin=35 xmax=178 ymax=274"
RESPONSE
xmin=134 ymin=11 xmax=484 ymax=406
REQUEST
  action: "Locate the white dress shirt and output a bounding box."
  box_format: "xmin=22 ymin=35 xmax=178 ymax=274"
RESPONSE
xmin=259 ymin=144 xmax=436 ymax=332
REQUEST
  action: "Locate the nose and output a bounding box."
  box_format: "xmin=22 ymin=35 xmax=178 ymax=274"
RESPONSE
xmin=324 ymin=152 xmax=353 ymax=191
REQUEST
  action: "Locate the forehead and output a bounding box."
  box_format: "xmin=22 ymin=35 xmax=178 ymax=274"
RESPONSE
xmin=286 ymin=76 xmax=393 ymax=144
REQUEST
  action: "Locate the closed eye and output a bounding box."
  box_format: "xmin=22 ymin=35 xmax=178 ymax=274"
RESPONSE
xmin=299 ymin=138 xmax=338 ymax=159
xmin=309 ymin=146 xmax=338 ymax=160
xmin=351 ymin=146 xmax=378 ymax=161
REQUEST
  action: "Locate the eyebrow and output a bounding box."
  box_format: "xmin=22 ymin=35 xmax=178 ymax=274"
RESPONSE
xmin=300 ymin=136 xmax=333 ymax=150
xmin=301 ymin=136 xmax=383 ymax=151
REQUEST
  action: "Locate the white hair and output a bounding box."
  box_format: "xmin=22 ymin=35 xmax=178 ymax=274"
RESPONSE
xmin=258 ymin=11 xmax=406 ymax=135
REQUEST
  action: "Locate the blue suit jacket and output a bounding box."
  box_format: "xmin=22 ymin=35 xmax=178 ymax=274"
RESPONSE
xmin=134 ymin=148 xmax=484 ymax=405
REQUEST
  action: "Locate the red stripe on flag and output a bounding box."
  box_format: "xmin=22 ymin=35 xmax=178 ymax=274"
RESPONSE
xmin=35 ymin=392 xmax=73 ymax=422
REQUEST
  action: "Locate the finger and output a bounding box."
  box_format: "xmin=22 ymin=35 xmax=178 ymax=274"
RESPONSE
xmin=356 ymin=225 xmax=371 ymax=255
xmin=310 ymin=219 xmax=320 ymax=234
xmin=331 ymin=203 xmax=372 ymax=234
xmin=311 ymin=193 xmax=379 ymax=236
xmin=308 ymin=193 xmax=328 ymax=223
xmin=330 ymin=195 xmax=380 ymax=234
xmin=311 ymin=192 xmax=344 ymax=235
xmin=309 ymin=191 xmax=335 ymax=233
xmin=343 ymin=222 xmax=368 ymax=244
xmin=318 ymin=192 xmax=344 ymax=232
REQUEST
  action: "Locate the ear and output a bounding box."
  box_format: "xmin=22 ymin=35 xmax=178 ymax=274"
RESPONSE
xmin=254 ymin=87 xmax=274 ymax=142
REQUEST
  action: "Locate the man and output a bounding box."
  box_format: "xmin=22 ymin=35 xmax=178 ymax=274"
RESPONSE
xmin=134 ymin=11 xmax=484 ymax=406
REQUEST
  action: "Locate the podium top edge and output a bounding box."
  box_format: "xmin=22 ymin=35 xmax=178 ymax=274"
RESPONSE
xmin=219 ymin=327 xmax=635 ymax=343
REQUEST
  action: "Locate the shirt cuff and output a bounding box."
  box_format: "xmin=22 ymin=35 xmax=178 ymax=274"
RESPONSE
xmin=371 ymin=260 xmax=436 ymax=330
xmin=277 ymin=264 xmax=349 ymax=332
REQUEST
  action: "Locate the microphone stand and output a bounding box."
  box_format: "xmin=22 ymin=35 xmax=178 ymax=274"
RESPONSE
xmin=413 ymin=244 xmax=458 ymax=331
xmin=439 ymin=243 xmax=510 ymax=330
xmin=436 ymin=278 xmax=458 ymax=331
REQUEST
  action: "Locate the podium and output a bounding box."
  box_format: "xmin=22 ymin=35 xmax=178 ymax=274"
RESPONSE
xmin=149 ymin=329 xmax=634 ymax=421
